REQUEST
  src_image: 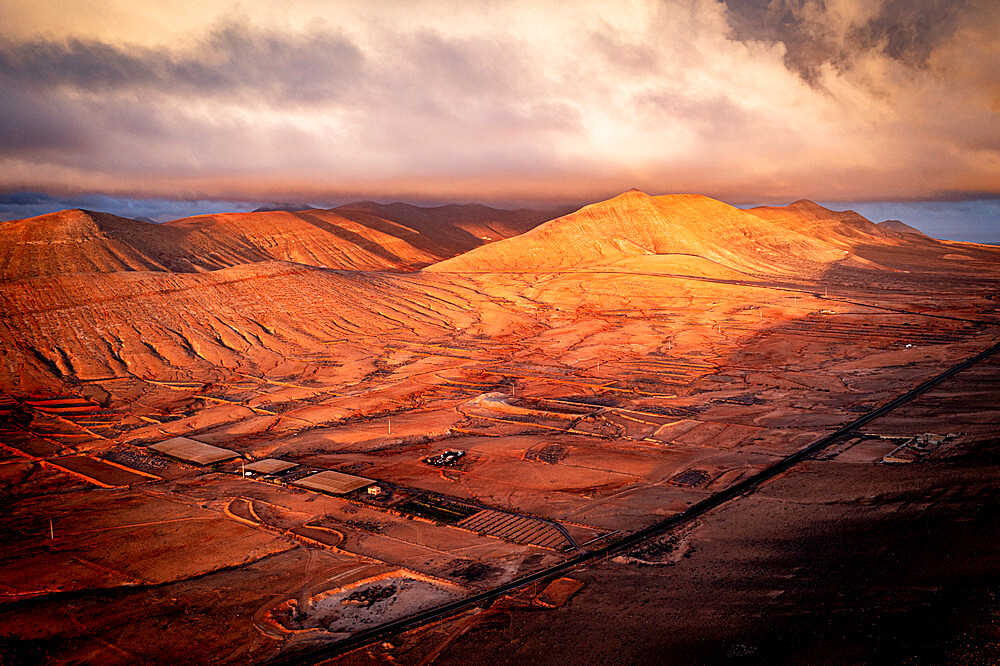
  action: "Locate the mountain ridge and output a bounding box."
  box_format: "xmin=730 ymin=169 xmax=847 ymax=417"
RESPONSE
xmin=0 ymin=202 xmax=557 ymax=281
xmin=427 ymin=190 xmax=853 ymax=276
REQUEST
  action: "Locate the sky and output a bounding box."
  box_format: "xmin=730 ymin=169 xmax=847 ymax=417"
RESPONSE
xmin=0 ymin=0 xmax=998 ymax=238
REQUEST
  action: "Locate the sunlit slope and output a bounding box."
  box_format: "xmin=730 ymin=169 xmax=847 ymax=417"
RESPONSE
xmin=427 ymin=190 xmax=846 ymax=276
xmin=167 ymin=209 xmax=441 ymax=271
xmin=745 ymin=200 xmax=995 ymax=272
xmin=746 ymin=200 xmax=906 ymax=247
xmin=0 ymin=203 xmax=553 ymax=281
xmin=0 ymin=209 xmax=221 ymax=280
xmin=0 ymin=261 xmax=507 ymax=390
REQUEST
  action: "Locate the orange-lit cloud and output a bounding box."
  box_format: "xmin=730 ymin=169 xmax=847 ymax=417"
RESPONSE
xmin=0 ymin=0 xmax=998 ymax=204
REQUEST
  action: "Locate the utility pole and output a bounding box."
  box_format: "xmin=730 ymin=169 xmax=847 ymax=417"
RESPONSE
xmin=388 ymin=417 xmax=391 ymax=435
xmin=50 ymin=518 xmax=54 ymax=540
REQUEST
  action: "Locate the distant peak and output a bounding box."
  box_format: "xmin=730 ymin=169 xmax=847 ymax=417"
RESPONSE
xmin=790 ymin=199 xmax=823 ymax=208
xmin=878 ymin=219 xmax=929 ymax=237
xmin=591 ymin=189 xmax=653 ymax=207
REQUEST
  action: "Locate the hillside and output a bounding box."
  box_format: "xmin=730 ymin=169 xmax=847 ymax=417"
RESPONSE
xmin=166 ymin=209 xmax=442 ymax=271
xmin=878 ymin=219 xmax=929 ymax=237
xmin=0 ymin=209 xmax=222 ymax=280
xmin=745 ymin=200 xmax=904 ymax=246
xmin=336 ymin=201 xmax=559 ymax=254
xmin=0 ymin=203 xmax=556 ymax=281
xmin=0 ymin=261 xmax=486 ymax=389
xmin=427 ymin=190 xmax=847 ymax=276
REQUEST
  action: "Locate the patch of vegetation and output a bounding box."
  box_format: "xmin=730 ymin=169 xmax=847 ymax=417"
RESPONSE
xmin=397 ymin=495 xmax=479 ymax=523
xmin=670 ymin=469 xmax=710 ymax=487
xmin=344 ymin=519 xmax=385 ymax=534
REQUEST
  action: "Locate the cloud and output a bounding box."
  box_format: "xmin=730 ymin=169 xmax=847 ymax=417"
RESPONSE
xmin=721 ymin=0 xmax=967 ymax=83
xmin=0 ymin=0 xmax=997 ymax=205
xmin=0 ymin=24 xmax=365 ymax=104
xmin=0 ymin=76 xmax=90 ymax=153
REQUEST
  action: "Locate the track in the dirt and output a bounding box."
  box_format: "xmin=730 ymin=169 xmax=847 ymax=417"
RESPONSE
xmin=262 ymin=339 xmax=1000 ymax=665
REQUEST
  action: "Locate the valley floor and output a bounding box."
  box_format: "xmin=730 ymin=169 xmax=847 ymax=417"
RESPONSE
xmin=1 ymin=239 xmax=998 ymax=663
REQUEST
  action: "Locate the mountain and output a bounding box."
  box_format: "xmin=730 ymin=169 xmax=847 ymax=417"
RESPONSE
xmin=0 ymin=209 xmax=221 ymax=280
xmin=745 ymin=200 xmax=903 ymax=246
xmin=878 ymin=219 xmax=929 ymax=237
xmin=336 ymin=201 xmax=561 ymax=255
xmin=0 ymin=203 xmax=557 ymax=281
xmin=427 ymin=190 xmax=847 ymax=276
xmin=165 ymin=209 xmax=442 ymax=271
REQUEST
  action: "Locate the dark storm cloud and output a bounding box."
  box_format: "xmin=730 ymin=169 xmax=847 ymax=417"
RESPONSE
xmin=852 ymin=0 xmax=965 ymax=64
xmin=0 ymin=23 xmax=365 ymax=103
xmin=0 ymin=76 xmax=89 ymax=153
xmin=722 ymin=0 xmax=969 ymax=83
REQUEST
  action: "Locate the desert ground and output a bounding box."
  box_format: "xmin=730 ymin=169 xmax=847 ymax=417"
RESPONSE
xmin=1 ymin=191 xmax=998 ymax=663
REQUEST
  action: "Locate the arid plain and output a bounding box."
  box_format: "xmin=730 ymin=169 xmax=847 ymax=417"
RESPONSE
xmin=1 ymin=190 xmax=998 ymax=662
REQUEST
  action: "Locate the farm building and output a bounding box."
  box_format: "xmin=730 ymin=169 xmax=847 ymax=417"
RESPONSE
xmin=148 ymin=437 xmax=239 ymax=465
xmin=243 ymin=458 xmax=298 ymax=475
xmin=293 ymin=470 xmax=374 ymax=495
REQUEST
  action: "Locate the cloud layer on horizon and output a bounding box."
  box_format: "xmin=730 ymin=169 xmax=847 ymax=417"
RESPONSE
xmin=0 ymin=0 xmax=998 ymax=204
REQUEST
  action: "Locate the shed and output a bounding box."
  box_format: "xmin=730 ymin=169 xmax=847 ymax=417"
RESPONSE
xmin=149 ymin=437 xmax=239 ymax=465
xmin=244 ymin=458 xmax=298 ymax=475
xmin=293 ymin=470 xmax=374 ymax=495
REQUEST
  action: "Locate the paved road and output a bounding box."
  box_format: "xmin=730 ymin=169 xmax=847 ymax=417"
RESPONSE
xmin=262 ymin=339 xmax=1000 ymax=665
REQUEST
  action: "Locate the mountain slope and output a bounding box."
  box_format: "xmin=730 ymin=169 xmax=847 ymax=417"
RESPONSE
xmin=427 ymin=190 xmax=846 ymax=276
xmin=0 ymin=203 xmax=556 ymax=281
xmin=745 ymin=200 xmax=902 ymax=247
xmin=166 ymin=209 xmax=441 ymax=271
xmin=336 ymin=201 xmax=558 ymax=254
xmin=878 ymin=219 xmax=929 ymax=237
xmin=0 ymin=209 xmax=222 ymax=280
xmin=0 ymin=261 xmax=488 ymax=390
